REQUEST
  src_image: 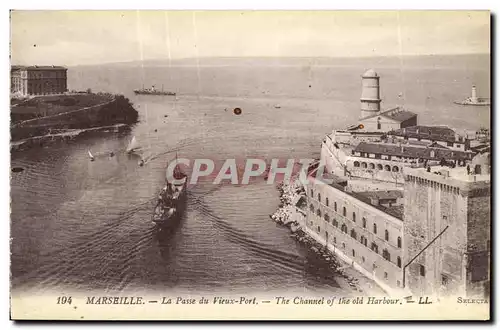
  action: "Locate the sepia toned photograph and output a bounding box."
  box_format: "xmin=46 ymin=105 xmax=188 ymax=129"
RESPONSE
xmin=9 ymin=10 xmax=491 ymax=320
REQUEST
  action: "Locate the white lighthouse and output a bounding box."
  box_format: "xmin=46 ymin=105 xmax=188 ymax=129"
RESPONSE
xmin=360 ymin=69 xmax=381 ymax=119
xmin=471 ymin=85 xmax=478 ymax=103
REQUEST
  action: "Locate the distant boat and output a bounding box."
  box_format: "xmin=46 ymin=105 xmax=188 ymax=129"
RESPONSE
xmin=274 ymin=104 xmax=281 ymax=109
xmin=454 ymin=85 xmax=491 ymax=106
xmin=134 ymin=84 xmax=176 ymax=96
xmin=126 ymin=136 xmax=139 ymax=154
xmin=88 ymin=150 xmax=95 ymax=161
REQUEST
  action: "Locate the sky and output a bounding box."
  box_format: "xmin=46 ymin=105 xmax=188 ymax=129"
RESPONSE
xmin=10 ymin=10 xmax=490 ymax=66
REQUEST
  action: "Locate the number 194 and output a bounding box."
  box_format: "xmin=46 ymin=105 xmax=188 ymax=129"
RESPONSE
xmin=57 ymin=296 xmax=72 ymax=304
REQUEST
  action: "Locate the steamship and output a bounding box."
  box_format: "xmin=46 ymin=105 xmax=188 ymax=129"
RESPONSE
xmin=134 ymin=84 xmax=176 ymax=96
xmin=152 ymin=164 xmax=187 ymax=228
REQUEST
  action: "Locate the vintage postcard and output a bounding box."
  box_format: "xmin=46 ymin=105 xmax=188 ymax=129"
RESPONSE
xmin=9 ymin=10 xmax=491 ymax=320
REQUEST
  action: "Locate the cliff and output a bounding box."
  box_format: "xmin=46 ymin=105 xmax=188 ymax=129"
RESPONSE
xmin=10 ymin=93 xmax=138 ymax=141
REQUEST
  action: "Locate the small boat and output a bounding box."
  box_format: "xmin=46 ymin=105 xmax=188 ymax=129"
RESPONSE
xmin=274 ymin=104 xmax=281 ymax=109
xmin=126 ymin=136 xmax=139 ymax=154
xmin=454 ymin=85 xmax=491 ymax=106
xmin=88 ymin=150 xmax=95 ymax=161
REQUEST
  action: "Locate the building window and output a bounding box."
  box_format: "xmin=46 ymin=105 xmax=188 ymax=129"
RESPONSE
xmin=354 ymin=161 xmax=360 ymax=167
xmin=334 ymin=237 xmax=337 ymax=244
xmin=317 ymin=226 xmax=321 ymax=233
xmin=371 ymin=243 xmax=379 ymax=254
xmin=361 ymin=162 xmax=367 ymax=168
xmin=384 ymin=272 xmax=388 ymax=280
xmin=310 ymin=189 xmax=314 ymax=198
xmin=342 ymin=243 xmax=346 ymax=249
xmin=326 ymin=198 xmax=329 ymax=207
xmin=324 ymin=214 xmax=330 ymax=223
xmin=397 ymin=236 xmax=402 ymax=248
xmin=397 ymin=257 xmax=402 ymax=268
xmin=397 ymin=280 xmax=401 ymax=287
xmin=447 ymin=141 xmax=453 ymax=147
xmin=352 ymin=212 xmax=356 ymax=222
xmin=362 ymin=218 xmax=367 ymax=228
xmin=352 ymin=249 xmax=356 ymax=257
xmin=384 ymin=165 xmax=391 ymax=171
xmin=441 ymin=274 xmax=450 ymax=286
xmin=350 ymin=229 xmax=357 ymax=240
xmin=385 ymin=230 xmax=389 ymax=241
xmin=333 ymin=219 xmax=338 ymax=227
xmin=325 ymin=231 xmax=329 ymax=242
xmin=377 ymin=164 xmax=383 ymax=170
xmin=309 ymin=204 xmax=314 ymax=212
xmin=373 ymin=223 xmax=377 ymax=234
xmin=369 ymin=163 xmax=375 ymax=169
xmin=420 ymin=264 xmax=426 ymax=277
xmin=392 ymin=166 xmax=399 ymax=172
xmin=316 ymin=209 xmax=322 ymax=217
xmin=362 ymin=256 xmax=366 ymax=263
xmin=382 ymin=249 xmax=391 ymax=262
xmin=341 ymin=224 xmax=347 ymax=233
xmin=442 ymin=215 xmax=448 ymax=225
xmin=334 ymin=202 xmax=337 ymax=212
xmin=343 ymin=207 xmax=346 ymax=217
xmin=318 ymin=193 xmax=321 ymax=203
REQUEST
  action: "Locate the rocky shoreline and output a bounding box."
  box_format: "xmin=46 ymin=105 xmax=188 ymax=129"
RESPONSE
xmin=10 ymin=124 xmax=131 ymax=152
xmin=10 ymin=92 xmax=139 ymax=145
xmin=270 ymin=179 xmax=384 ymax=296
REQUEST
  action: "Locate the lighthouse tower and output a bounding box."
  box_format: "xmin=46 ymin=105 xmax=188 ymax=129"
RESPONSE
xmin=360 ymin=69 xmax=382 ymax=119
xmin=471 ymin=85 xmax=478 ymax=103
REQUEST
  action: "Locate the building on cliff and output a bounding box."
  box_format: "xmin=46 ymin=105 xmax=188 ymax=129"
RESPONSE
xmin=298 ymin=69 xmax=490 ymax=297
xmin=11 ymin=65 xmax=68 ymax=96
